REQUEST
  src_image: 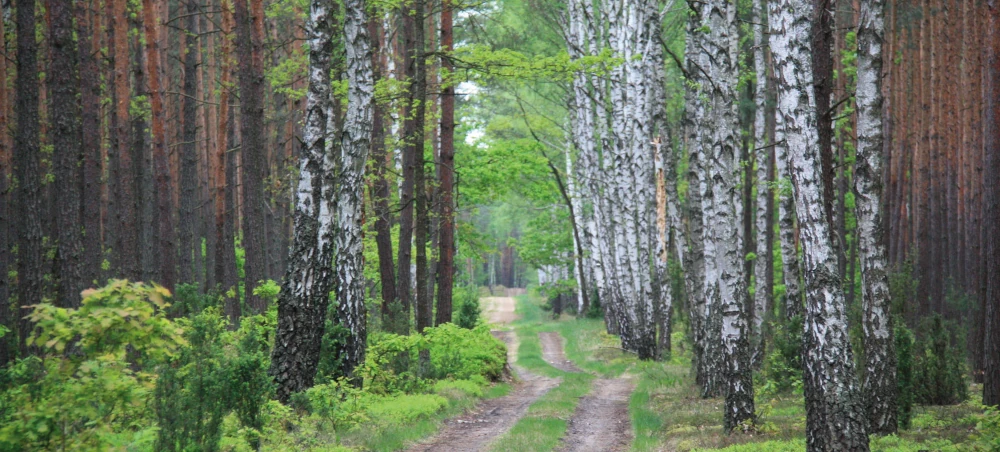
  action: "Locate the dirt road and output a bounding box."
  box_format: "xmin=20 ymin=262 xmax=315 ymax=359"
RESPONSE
xmin=483 ymin=296 xmax=518 ymax=324
xmin=405 ymin=297 xmax=635 ymax=452
xmin=405 ymin=298 xmax=558 ymax=452
xmin=539 ymin=332 xmax=581 ymax=373
xmin=556 ymin=376 xmax=634 ymax=452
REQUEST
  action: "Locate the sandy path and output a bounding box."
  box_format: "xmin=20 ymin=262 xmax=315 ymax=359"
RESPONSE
xmin=539 ymin=332 xmax=582 ymax=373
xmin=557 ymin=377 xmax=634 ymax=452
xmin=405 ymin=299 xmax=559 ymax=452
xmin=483 ymin=296 xmax=518 ymax=324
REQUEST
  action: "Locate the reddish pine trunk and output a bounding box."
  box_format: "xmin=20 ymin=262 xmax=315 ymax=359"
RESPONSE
xmin=436 ymin=0 xmax=456 ymax=326
xmin=143 ymin=0 xmax=177 ymax=291
xmin=233 ymin=0 xmax=270 ymax=312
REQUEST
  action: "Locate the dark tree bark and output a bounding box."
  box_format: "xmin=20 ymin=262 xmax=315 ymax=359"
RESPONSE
xmin=812 ymin=0 xmax=837 ymax=243
xmin=396 ymin=11 xmax=417 ymax=332
xmin=50 ymin=0 xmax=85 ymax=308
xmin=436 ymin=0 xmax=456 ymax=326
xmin=0 ymin=9 xmax=10 ymax=364
xmin=143 ymin=0 xmax=177 ymax=291
xmin=412 ymin=0 xmax=432 ymax=356
xmin=368 ymin=19 xmax=401 ymax=333
xmin=80 ymin=1 xmax=101 ymax=286
xmin=270 ymin=0 xmax=336 ymax=402
xmin=111 ymin=0 xmax=138 ymax=279
xmin=15 ymin=0 xmax=42 ymax=355
xmin=180 ymin=0 xmax=201 ymax=285
xmin=131 ymin=15 xmax=156 ymax=283
xmin=216 ymin=0 xmax=238 ymax=324
xmin=983 ymin=0 xmax=1000 ymax=409
xmin=234 ymin=0 xmax=270 ymax=313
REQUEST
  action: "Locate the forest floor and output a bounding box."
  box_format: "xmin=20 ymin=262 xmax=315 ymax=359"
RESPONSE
xmin=399 ymin=292 xmax=985 ymax=452
xmin=405 ymin=293 xmax=635 ymax=451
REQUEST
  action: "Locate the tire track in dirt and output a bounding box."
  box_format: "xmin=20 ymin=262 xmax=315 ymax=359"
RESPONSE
xmin=546 ymin=329 xmax=633 ymax=452
xmin=539 ymin=331 xmax=582 ymax=373
xmin=556 ymin=377 xmax=634 ymax=452
xmin=405 ymin=298 xmax=559 ymax=452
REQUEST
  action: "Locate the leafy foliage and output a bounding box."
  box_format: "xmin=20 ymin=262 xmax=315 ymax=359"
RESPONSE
xmin=913 ymin=315 xmax=968 ymax=405
xmin=25 ymin=279 xmax=186 ymax=363
xmin=453 ymin=284 xmax=483 ymax=329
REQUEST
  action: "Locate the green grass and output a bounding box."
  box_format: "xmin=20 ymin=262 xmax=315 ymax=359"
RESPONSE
xmin=342 ymin=382 xmax=512 ymax=451
xmin=487 ymin=294 xmax=595 ymax=451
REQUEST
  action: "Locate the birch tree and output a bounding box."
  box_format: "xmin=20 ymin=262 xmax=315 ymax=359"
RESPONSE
xmin=270 ymin=0 xmax=336 ymax=402
xmin=770 ymin=0 xmax=869 ymax=447
xmin=333 ymin=0 xmax=374 ymax=381
xmin=690 ymin=0 xmax=754 ymax=427
xmin=855 ymin=0 xmax=898 ymax=434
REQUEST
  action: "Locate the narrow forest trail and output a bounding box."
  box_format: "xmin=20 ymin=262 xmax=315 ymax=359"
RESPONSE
xmin=404 ymin=295 xmax=559 ymax=452
xmin=406 ymin=295 xmax=635 ymax=451
xmin=556 ymin=377 xmax=634 ymax=452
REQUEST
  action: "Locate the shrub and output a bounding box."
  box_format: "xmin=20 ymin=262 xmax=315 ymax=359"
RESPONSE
xmin=154 ymin=309 xmax=231 ymax=452
xmin=895 ymin=322 xmax=915 ymax=429
xmin=913 ymin=315 xmax=967 ymax=405
xmin=228 ymin=314 xmax=275 ymax=450
xmin=454 ymin=285 xmax=482 ymax=329
xmin=170 ymin=283 xmax=217 ymax=318
xmin=365 ymin=394 xmax=448 ymax=425
xmin=762 ymin=315 xmax=803 ymax=395
xmin=975 ymin=405 xmax=1000 ymax=451
xmin=424 ymin=324 xmax=507 ymax=382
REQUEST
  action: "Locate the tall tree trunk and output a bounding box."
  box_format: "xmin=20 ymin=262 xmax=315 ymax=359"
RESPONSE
xmin=50 ymin=0 xmax=84 ymax=308
xmin=79 ymin=0 xmax=103 ymax=287
xmin=694 ymin=0 xmax=755 ymax=428
xmin=15 ymin=0 xmax=42 ymax=355
xmin=856 ymin=0 xmax=898 ymax=434
xmin=983 ymin=0 xmax=1000 ymax=408
xmin=334 ymin=0 xmax=374 ymax=381
xmin=369 ymin=18 xmax=401 ymax=334
xmin=111 ymin=0 xmax=138 ymax=279
xmin=215 ymin=0 xmax=238 ymax=323
xmin=412 ymin=0 xmax=432 ymax=374
xmin=180 ymin=0 xmax=202 ymax=285
xmin=684 ymin=3 xmax=709 ymax=389
xmin=436 ymin=0 xmax=456 ymax=326
xmin=270 ymin=0 xmax=336 ymax=402
xmin=752 ymin=0 xmax=774 ymax=369
xmin=131 ymin=15 xmax=156 ymax=283
xmin=396 ymin=11 xmax=417 ymax=329
xmin=143 ymin=0 xmax=177 ymax=291
xmin=770 ymin=0 xmax=869 ymax=448
xmin=234 ymin=0 xmax=269 ymax=312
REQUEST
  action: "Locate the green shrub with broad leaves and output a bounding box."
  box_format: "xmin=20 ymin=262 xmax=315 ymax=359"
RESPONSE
xmin=0 ymin=280 xmax=185 ymax=451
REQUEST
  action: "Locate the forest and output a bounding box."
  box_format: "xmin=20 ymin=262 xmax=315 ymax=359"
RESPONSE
xmin=0 ymin=0 xmax=999 ymax=448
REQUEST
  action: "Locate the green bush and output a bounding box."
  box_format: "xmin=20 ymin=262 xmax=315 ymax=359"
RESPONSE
xmin=0 ymin=281 xmax=187 ymax=450
xmin=913 ymin=315 xmax=967 ymax=405
xmin=171 ymin=283 xmax=217 ymax=318
xmin=895 ymin=321 xmax=915 ymax=429
xmin=362 ymin=324 xmax=506 ymax=395
xmin=454 ymin=285 xmax=482 ymax=329
xmin=761 ymin=315 xmax=803 ymax=395
xmin=154 ymin=309 xmax=231 ymax=452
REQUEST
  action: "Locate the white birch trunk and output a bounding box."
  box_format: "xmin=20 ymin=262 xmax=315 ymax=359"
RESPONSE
xmin=333 ymin=0 xmax=374 ymax=381
xmin=695 ymin=0 xmax=754 ymax=426
xmin=856 ymin=0 xmax=897 ymax=434
xmin=769 ymin=0 xmax=870 ymax=447
xmin=270 ymin=0 xmax=336 ymax=401
xmin=752 ymin=0 xmax=771 ymax=369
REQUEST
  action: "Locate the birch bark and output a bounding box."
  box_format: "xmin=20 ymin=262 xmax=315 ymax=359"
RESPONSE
xmin=334 ymin=0 xmax=374 ymax=381
xmin=770 ymin=0 xmax=870 ymax=447
xmin=270 ymin=0 xmax=336 ymax=402
xmin=856 ymin=0 xmax=898 ymax=434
